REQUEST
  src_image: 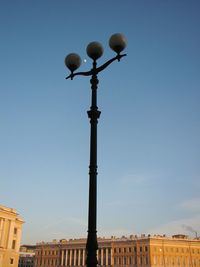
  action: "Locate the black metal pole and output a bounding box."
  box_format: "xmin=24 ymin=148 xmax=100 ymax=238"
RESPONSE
xmin=86 ymin=61 xmax=100 ymax=267
xmin=65 ymin=52 xmax=126 ymax=267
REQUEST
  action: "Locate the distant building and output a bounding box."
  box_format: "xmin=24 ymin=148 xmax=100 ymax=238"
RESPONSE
xmin=18 ymin=245 xmax=36 ymax=267
xmin=35 ymin=234 xmax=200 ymax=267
xmin=0 ymin=204 xmax=24 ymax=267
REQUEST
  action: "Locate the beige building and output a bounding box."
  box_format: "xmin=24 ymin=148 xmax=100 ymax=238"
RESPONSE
xmin=35 ymin=234 xmax=200 ymax=267
xmin=0 ymin=205 xmax=24 ymax=267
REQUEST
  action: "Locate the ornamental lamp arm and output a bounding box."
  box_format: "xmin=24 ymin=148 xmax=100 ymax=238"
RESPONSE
xmin=65 ymin=53 xmax=127 ymax=80
xmin=96 ymin=53 xmax=127 ymax=74
xmin=66 ymin=70 xmax=93 ymax=80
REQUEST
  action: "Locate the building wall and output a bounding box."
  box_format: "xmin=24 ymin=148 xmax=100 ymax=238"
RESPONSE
xmin=0 ymin=205 xmax=24 ymax=267
xmin=19 ymin=245 xmax=36 ymax=267
xmin=34 ymin=235 xmax=200 ymax=267
xmin=18 ymin=252 xmax=35 ymax=267
xmin=149 ymin=235 xmax=200 ymax=267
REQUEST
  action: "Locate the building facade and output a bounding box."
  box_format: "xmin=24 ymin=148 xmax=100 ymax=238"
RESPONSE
xmin=0 ymin=204 xmax=24 ymax=267
xmin=19 ymin=245 xmax=36 ymax=267
xmin=35 ymin=234 xmax=200 ymax=267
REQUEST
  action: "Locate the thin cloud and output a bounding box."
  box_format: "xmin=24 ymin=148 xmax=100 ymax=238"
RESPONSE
xmin=105 ymin=199 xmax=140 ymax=208
xmin=180 ymin=197 xmax=200 ymax=212
xmin=119 ymin=173 xmax=152 ymax=185
xmin=44 ymin=217 xmax=87 ymax=230
xmin=105 ymin=200 xmax=126 ymax=207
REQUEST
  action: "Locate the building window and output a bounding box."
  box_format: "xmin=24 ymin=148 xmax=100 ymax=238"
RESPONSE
xmin=135 ymin=256 xmax=137 ymax=264
xmin=10 ymin=258 xmax=14 ymax=265
xmin=14 ymin=228 xmax=17 ymax=235
xmin=12 ymin=240 xmax=16 ymax=249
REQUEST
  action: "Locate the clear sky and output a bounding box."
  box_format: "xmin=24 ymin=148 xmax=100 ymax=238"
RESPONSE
xmin=0 ymin=0 xmax=200 ymax=245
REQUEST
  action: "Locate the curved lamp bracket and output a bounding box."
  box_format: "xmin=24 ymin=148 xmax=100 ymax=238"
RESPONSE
xmin=66 ymin=54 xmax=127 ymax=80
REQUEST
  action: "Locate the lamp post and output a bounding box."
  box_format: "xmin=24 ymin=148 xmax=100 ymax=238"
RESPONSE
xmin=65 ymin=33 xmax=127 ymax=267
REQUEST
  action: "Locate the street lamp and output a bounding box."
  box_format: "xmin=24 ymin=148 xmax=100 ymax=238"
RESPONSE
xmin=65 ymin=33 xmax=127 ymax=267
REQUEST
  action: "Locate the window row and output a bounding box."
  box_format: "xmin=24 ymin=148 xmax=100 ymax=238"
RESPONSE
xmin=36 ymin=249 xmax=59 ymax=256
xmin=154 ymin=246 xmax=200 ymax=254
xmin=113 ymin=246 xmax=148 ymax=253
xmin=153 ymin=255 xmax=200 ymax=266
xmin=35 ymin=258 xmax=59 ymax=266
xmin=114 ymin=256 xmax=148 ymax=265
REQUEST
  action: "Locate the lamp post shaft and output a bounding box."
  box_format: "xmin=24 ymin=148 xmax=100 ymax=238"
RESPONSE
xmin=65 ymin=36 xmax=127 ymax=267
xmin=86 ymin=61 xmax=100 ymax=267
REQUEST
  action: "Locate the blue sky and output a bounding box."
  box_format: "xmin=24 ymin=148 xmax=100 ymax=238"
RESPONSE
xmin=0 ymin=0 xmax=200 ymax=244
